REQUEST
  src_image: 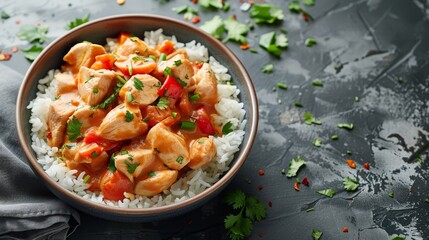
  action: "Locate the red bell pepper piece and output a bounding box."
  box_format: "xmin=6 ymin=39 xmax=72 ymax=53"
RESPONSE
xmin=193 ymin=105 xmax=215 ymax=135
xmin=158 ymin=75 xmax=183 ymax=100
xmin=84 ymin=131 xmax=119 ymax=151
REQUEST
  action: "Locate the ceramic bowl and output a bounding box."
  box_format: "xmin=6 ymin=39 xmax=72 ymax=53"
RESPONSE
xmin=16 ymin=14 xmax=258 ymax=222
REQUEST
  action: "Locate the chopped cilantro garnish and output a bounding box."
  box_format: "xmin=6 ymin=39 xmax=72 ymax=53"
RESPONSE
xmin=337 ymin=123 xmax=354 ymax=130
xmin=288 ymin=0 xmax=302 ymax=13
xmin=116 ymin=75 xmax=126 ymax=85
xmin=331 ymin=135 xmax=339 ymax=140
xmin=223 ymin=190 xmax=267 ymax=240
xmin=189 ymin=93 xmax=200 ymax=101
xmin=126 ymin=93 xmax=134 ymax=103
xmin=92 ymin=87 xmax=99 ymax=94
xmin=303 ymin=0 xmax=316 ymax=6
xmin=174 ymin=59 xmax=182 ymax=66
xmin=343 ymin=177 xmax=359 ymax=191
xmin=305 ymin=38 xmax=317 ymax=47
xmin=133 ymin=77 xmax=143 ymax=91
xmin=223 ymin=17 xmax=249 ymax=44
xmin=312 ymin=229 xmax=323 ymax=240
xmin=67 ymin=15 xmax=89 ymax=30
xmin=261 ymin=64 xmax=273 ymax=73
xmin=200 ymin=15 xmax=225 ymax=39
xmin=164 ymin=66 xmax=172 ymax=77
xmin=125 ymin=110 xmax=134 ymax=122
xmin=317 ymin=189 xmax=336 ymax=198
xmin=66 ymin=116 xmax=82 ymax=141
xmin=176 ymin=156 xmax=184 ymax=164
xmin=346 ymin=150 xmax=352 ymax=155
xmin=17 ymin=25 xmax=48 ymax=43
xmin=198 ymin=0 xmax=224 ymax=9
xmin=388 ymin=191 xmax=394 ymax=198
xmin=259 ymin=31 xmax=288 ymax=57
xmin=391 ymin=236 xmax=406 ymax=240
xmin=304 ymin=112 xmax=321 ymax=125
xmin=355 ymin=96 xmax=360 ymax=102
xmin=128 ymin=60 xmax=133 ymax=75
xmin=312 ymin=139 xmax=322 ymax=147
xmin=108 ymin=154 xmax=116 ymax=172
xmin=249 ymin=4 xmax=284 ymax=24
xmin=172 ymin=5 xmax=199 ymax=21
xmin=277 ymin=83 xmax=288 ymax=90
xmin=294 ymin=102 xmax=303 ymax=107
xmin=172 ymin=112 xmax=178 ymax=118
xmin=83 ymin=175 xmax=91 ymax=184
xmin=197 ymin=138 xmax=205 ymax=143
xmin=157 ymin=97 xmax=169 ymax=110
xmin=287 ymin=156 xmax=305 ymax=178
xmin=91 ymin=151 xmax=99 ymax=158
xmin=312 ymin=80 xmax=323 ymax=87
xmin=21 ymin=45 xmax=43 ymax=61
xmin=149 ymin=171 xmax=156 ymax=177
xmin=306 ymin=207 xmax=314 ymax=212
xmin=1 ymin=11 xmax=10 ymax=19
xmin=125 ymin=160 xmax=139 ymax=174
xmin=425 ymin=198 xmax=429 ymax=203
xmin=249 ymin=48 xmax=258 ymax=53
xmin=222 ymin=121 xmax=234 ymax=135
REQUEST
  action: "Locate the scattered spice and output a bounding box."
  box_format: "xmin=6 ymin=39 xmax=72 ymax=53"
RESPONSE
xmin=346 ymin=159 xmax=356 ymax=169
xmin=302 ymin=11 xmax=313 ymax=22
xmin=11 ymin=47 xmax=19 ymax=52
xmin=343 ymin=227 xmax=349 ymax=233
xmin=0 ymin=53 xmax=12 ymax=61
xmin=258 ymin=169 xmax=265 ymax=176
xmin=192 ymin=15 xmax=201 ymax=24
xmin=364 ymin=162 xmax=370 ymax=170
xmin=294 ymin=182 xmax=300 ymax=191
xmin=268 ymin=201 xmax=272 ymax=207
xmin=240 ymin=43 xmax=250 ymax=50
xmin=301 ymin=177 xmax=309 ymax=186
xmin=258 ymin=184 xmax=263 ymax=190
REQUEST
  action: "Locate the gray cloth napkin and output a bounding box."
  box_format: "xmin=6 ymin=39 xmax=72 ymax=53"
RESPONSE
xmin=0 ymin=64 xmax=80 ymax=239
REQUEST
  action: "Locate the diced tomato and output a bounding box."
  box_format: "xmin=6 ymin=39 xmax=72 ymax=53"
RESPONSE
xmin=342 ymin=227 xmax=349 ymax=233
xmin=193 ymin=106 xmax=215 ymax=135
xmin=158 ymin=75 xmax=183 ymax=99
xmin=91 ymin=54 xmax=115 ymax=70
xmin=100 ymin=170 xmax=133 ymax=201
xmin=157 ymin=40 xmax=175 ymax=55
xmin=118 ymin=32 xmax=131 ymax=45
xmin=84 ymin=131 xmax=119 ymax=151
xmin=364 ymin=162 xmax=370 ymax=170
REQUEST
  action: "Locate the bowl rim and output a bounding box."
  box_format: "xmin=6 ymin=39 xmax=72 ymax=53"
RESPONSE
xmin=16 ymin=14 xmax=258 ymax=216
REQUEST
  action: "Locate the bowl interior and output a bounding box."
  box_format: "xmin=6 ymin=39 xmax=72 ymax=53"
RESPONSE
xmin=17 ymin=14 xmax=258 ymax=221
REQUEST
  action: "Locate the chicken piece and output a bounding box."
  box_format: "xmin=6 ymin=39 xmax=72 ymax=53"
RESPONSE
xmin=47 ymin=93 xmax=80 ymax=147
xmin=115 ymin=37 xmax=157 ymax=58
xmin=70 ymin=105 xmax=106 ymax=132
xmin=155 ymin=54 xmax=194 ymax=86
xmin=55 ymin=73 xmax=76 ymax=95
xmin=97 ymin=103 xmax=148 ymax=141
xmin=61 ymin=142 xmax=80 ymax=168
xmin=134 ymin=170 xmax=178 ymax=197
xmin=114 ymin=149 xmax=156 ymax=182
xmin=145 ymin=123 xmax=190 ymax=170
xmin=114 ymin=54 xmax=157 ymax=76
xmin=188 ymin=137 xmax=217 ymax=169
xmin=119 ymin=74 xmax=161 ymax=106
xmin=77 ymin=66 xmax=117 ymax=106
xmin=193 ymin=63 xmax=218 ymax=105
xmin=75 ymin=143 xmax=109 ymax=171
xmin=62 ymin=42 xmax=107 ymax=74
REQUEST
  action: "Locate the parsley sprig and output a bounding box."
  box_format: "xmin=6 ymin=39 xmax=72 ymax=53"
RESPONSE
xmin=66 ymin=15 xmax=89 ymax=30
xmin=224 ymin=190 xmax=267 ymax=240
xmin=66 ymin=116 xmax=82 ymax=141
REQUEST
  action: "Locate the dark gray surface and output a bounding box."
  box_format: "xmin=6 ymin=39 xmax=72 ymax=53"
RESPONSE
xmin=1 ymin=0 xmax=429 ymax=239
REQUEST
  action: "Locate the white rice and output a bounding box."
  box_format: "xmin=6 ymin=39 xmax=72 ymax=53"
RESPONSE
xmin=27 ymin=29 xmax=246 ymax=208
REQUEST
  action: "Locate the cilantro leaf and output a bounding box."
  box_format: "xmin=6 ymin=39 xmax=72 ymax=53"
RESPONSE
xmin=172 ymin=5 xmax=189 ymax=14
xmin=1 ymin=10 xmax=10 ymax=19
xmin=133 ymin=77 xmax=143 ymax=91
xmin=249 ymin=4 xmax=284 ymax=24
xmin=303 ymin=0 xmax=315 ymax=6
xmin=225 ymin=214 xmax=240 ymax=229
xmin=66 ymin=116 xmax=82 ymax=141
xmin=391 ymin=235 xmax=406 ymax=240
xmin=337 ymin=123 xmax=354 ymax=130
xmin=343 ymin=177 xmax=359 ymax=191
xmin=388 ymin=191 xmax=394 ymax=198
xmin=200 ymin=15 xmax=224 ymax=39
xmin=125 ymin=160 xmax=139 ymax=174
xmin=425 ymin=198 xmax=429 ymax=203
xmin=312 ymin=80 xmax=323 ymax=87
xmin=224 ymin=189 xmax=246 ymax=209
xmin=304 ymin=112 xmax=321 ymax=125
xmin=125 ymin=110 xmax=134 ymax=122
xmin=261 ymin=64 xmax=273 ymax=73
xmin=259 ymin=31 xmax=288 ymax=57
xmin=276 ymin=33 xmax=288 ymax=48
xmin=305 ymin=38 xmax=317 ymax=47
xmin=21 ymin=45 xmax=43 ymax=61
xmin=173 ymin=5 xmax=199 ymax=20
xmin=287 ymin=156 xmax=305 ymax=177
xmin=157 ymin=97 xmax=169 ymax=110
xmin=223 ymin=17 xmax=248 ymax=44
xmin=312 ymin=138 xmax=322 ymax=147
xmin=288 ymin=0 xmax=303 ymax=13
xmin=312 ymin=229 xmax=323 ymax=240
xmin=230 ymin=217 xmax=252 ymax=239
xmin=67 ymin=15 xmax=89 ymax=30
xmin=108 ymin=154 xmax=116 ymax=172
xmin=222 ymin=121 xmax=234 ymax=135
xmin=17 ymin=25 xmax=48 ymax=43
xmin=317 ymin=189 xmax=336 ymax=198
xmin=198 ymin=0 xmax=223 ymax=9
xmin=245 ymin=196 xmax=267 ymax=221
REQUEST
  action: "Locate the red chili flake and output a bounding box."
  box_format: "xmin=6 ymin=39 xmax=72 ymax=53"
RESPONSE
xmin=240 ymin=43 xmax=250 ymax=50
xmin=15 ymin=19 xmax=21 ymax=24
xmin=192 ymin=0 xmax=198 ymax=4
xmin=301 ymin=177 xmax=309 ymax=186
xmin=342 ymin=227 xmax=349 ymax=233
xmin=294 ymin=182 xmax=300 ymax=191
xmin=258 ymin=169 xmax=265 ymax=176
xmin=302 ymin=12 xmax=312 ymax=22
xmin=231 ymin=14 xmax=237 ymax=20
xmin=0 ymin=53 xmax=12 ymax=61
xmin=258 ymin=184 xmax=263 ymax=190
xmin=268 ymin=201 xmax=272 ymax=207
xmin=258 ymin=232 xmax=264 ymax=238
xmin=12 ymin=47 xmax=19 ymax=53
xmin=346 ymin=159 xmax=356 ymax=169
xmin=239 ymin=0 xmax=244 ymax=3
xmin=191 ymin=16 xmax=200 ymax=24
xmin=364 ymin=162 xmax=370 ymax=170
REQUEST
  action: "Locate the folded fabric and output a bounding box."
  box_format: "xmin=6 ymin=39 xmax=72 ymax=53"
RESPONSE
xmin=0 ymin=64 xmax=80 ymax=240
